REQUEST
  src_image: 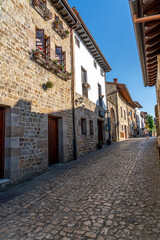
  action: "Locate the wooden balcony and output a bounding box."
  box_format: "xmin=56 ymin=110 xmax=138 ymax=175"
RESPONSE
xmin=32 ymin=0 xmax=52 ymax=21
xmin=54 ymin=20 xmax=69 ymax=39
xmin=30 ymin=49 xmax=72 ymax=80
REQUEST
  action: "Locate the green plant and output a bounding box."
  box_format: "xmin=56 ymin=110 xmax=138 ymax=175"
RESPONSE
xmin=65 ymin=30 xmax=69 ymax=35
xmin=46 ymin=81 xmax=53 ymax=89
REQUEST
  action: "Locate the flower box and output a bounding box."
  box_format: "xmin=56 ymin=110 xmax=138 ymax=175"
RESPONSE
xmin=54 ymin=20 xmax=69 ymax=39
xmin=32 ymin=0 xmax=52 ymax=21
xmin=30 ymin=49 xmax=72 ymax=80
xmin=83 ymin=82 xmax=90 ymax=88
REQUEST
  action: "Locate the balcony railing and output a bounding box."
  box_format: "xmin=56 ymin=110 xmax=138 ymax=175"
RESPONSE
xmin=32 ymin=0 xmax=52 ymax=21
xmin=54 ymin=20 xmax=69 ymax=39
xmin=30 ymin=49 xmax=72 ymax=80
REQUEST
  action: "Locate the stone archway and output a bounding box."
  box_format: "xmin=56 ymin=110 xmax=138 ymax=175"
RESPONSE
xmin=110 ymin=108 xmax=117 ymax=141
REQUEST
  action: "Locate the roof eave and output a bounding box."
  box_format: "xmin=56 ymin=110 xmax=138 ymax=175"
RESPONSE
xmin=129 ymin=0 xmax=148 ymax=87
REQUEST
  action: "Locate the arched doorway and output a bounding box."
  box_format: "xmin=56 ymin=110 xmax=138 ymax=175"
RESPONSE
xmin=110 ymin=108 xmax=116 ymax=141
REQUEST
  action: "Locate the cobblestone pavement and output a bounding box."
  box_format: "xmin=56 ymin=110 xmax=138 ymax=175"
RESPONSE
xmin=0 ymin=138 xmax=160 ymax=240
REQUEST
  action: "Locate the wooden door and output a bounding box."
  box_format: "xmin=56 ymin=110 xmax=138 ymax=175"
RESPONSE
xmin=124 ymin=125 xmax=127 ymax=139
xmin=98 ymin=120 xmax=103 ymax=143
xmin=0 ymin=107 xmax=5 ymax=178
xmin=48 ymin=116 xmax=59 ymax=165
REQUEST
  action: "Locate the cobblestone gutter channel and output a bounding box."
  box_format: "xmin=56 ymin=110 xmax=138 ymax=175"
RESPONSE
xmin=0 ymin=138 xmax=160 ymax=239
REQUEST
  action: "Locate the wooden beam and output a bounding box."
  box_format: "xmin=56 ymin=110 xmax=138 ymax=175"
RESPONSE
xmin=134 ymin=14 xmax=160 ymax=23
xmin=145 ymin=24 xmax=160 ymax=36
xmin=143 ymin=1 xmax=160 ymax=15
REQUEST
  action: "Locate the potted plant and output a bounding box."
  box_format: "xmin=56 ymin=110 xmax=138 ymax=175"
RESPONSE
xmin=97 ymin=141 xmax=103 ymax=149
xmin=107 ymin=138 xmax=111 ymax=145
xmin=83 ymin=82 xmax=90 ymax=88
xmin=46 ymin=81 xmax=53 ymax=89
xmin=65 ymin=30 xmax=69 ymax=35
xmin=99 ymin=94 xmax=104 ymax=99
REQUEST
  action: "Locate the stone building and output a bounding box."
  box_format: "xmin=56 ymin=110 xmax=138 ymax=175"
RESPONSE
xmin=0 ymin=0 xmax=79 ymax=184
xmin=129 ymin=0 xmax=160 ymax=147
xmin=106 ymin=79 xmax=137 ymax=141
xmin=72 ymin=7 xmax=111 ymax=156
xmin=134 ymin=101 xmax=143 ymax=136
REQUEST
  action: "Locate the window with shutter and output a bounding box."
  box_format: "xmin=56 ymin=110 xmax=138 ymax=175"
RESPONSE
xmin=98 ymin=84 xmax=102 ymax=107
xmin=55 ymin=46 xmax=62 ymax=63
xmin=36 ymin=29 xmax=44 ymax=51
xmin=45 ymin=37 xmax=50 ymax=58
xmin=81 ymin=67 xmax=88 ymax=98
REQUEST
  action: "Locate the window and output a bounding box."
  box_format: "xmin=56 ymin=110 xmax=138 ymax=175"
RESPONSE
xmin=75 ymin=36 xmax=80 ymax=48
xmin=55 ymin=46 xmax=66 ymax=68
xmin=81 ymin=118 xmax=87 ymax=135
xmin=36 ymin=29 xmax=50 ymax=57
xmin=120 ymin=107 xmax=123 ymax=118
xmin=94 ymin=60 xmax=97 ymax=69
xmin=122 ymin=125 xmax=124 ymax=131
xmin=100 ymin=69 xmax=104 ymax=76
xmin=89 ymin=120 xmax=94 ymax=135
xmin=81 ymin=67 xmax=88 ymax=98
xmin=124 ymin=110 xmax=126 ymax=120
xmin=98 ymin=83 xmax=102 ymax=107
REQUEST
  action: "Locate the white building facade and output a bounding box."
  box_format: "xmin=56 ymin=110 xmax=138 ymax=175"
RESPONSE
xmin=73 ymin=8 xmax=111 ymax=157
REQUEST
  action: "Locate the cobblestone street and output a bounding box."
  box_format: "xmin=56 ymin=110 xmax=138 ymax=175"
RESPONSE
xmin=0 ymin=138 xmax=160 ymax=240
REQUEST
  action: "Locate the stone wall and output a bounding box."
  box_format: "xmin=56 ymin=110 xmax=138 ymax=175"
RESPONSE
xmin=117 ymin=93 xmax=129 ymax=140
xmin=75 ymin=93 xmax=108 ymax=157
xmin=0 ymin=0 xmax=74 ymax=183
xmin=156 ymin=55 xmax=160 ymax=147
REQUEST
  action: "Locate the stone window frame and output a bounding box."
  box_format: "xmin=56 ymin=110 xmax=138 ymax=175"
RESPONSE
xmin=36 ymin=28 xmax=50 ymax=57
xmin=81 ymin=118 xmax=87 ymax=135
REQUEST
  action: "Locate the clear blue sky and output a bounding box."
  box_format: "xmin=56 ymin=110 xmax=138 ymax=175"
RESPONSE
xmin=68 ymin=0 xmax=157 ymax=117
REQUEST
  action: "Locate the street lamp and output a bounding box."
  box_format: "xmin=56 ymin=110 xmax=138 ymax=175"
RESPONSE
xmin=106 ymin=109 xmax=111 ymax=143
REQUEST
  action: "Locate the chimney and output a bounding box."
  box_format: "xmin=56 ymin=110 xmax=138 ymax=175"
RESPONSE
xmin=113 ymin=78 xmax=118 ymax=84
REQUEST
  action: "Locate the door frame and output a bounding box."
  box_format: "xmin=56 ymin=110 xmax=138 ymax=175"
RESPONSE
xmin=98 ymin=120 xmax=103 ymax=143
xmin=0 ymin=107 xmax=5 ymax=179
xmin=48 ymin=115 xmax=59 ymax=166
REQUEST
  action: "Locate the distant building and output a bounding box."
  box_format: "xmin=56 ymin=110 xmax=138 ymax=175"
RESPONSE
xmin=106 ymin=79 xmax=138 ymax=141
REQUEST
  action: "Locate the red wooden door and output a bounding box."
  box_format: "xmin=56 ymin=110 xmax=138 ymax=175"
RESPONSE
xmin=0 ymin=107 xmax=5 ymax=178
xmin=48 ymin=116 xmax=59 ymax=165
xmin=98 ymin=120 xmax=103 ymax=143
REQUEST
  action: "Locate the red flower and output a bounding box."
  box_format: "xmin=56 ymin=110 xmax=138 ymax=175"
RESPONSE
xmin=58 ymin=60 xmax=61 ymax=62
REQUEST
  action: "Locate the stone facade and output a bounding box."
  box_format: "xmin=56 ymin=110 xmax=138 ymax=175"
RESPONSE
xmin=75 ymin=93 xmax=108 ymax=157
xmin=0 ymin=0 xmax=76 ymax=183
xmin=156 ymin=55 xmax=160 ymax=147
xmin=106 ymin=80 xmax=138 ymax=141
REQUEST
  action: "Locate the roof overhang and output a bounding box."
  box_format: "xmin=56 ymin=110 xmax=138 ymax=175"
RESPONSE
xmin=51 ymin=0 xmax=79 ymax=27
xmin=134 ymin=101 xmax=143 ymax=108
xmin=72 ymin=7 xmax=111 ymax=73
xmin=129 ymin=0 xmax=160 ymax=87
xmin=117 ymin=84 xmax=133 ymax=103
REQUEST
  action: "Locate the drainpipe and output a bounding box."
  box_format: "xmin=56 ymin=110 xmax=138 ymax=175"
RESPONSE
xmin=70 ymin=28 xmax=77 ymax=160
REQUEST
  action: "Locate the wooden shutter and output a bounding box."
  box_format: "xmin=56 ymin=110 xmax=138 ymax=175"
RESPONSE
xmin=36 ymin=29 xmax=44 ymax=51
xmin=45 ymin=37 xmax=50 ymax=58
xmin=81 ymin=68 xmax=88 ymax=98
xmin=62 ymin=51 xmax=66 ymax=69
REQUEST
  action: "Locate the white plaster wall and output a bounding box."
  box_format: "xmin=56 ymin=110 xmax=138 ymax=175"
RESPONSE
xmin=74 ymin=32 xmax=107 ymax=110
xmin=135 ymin=108 xmax=141 ymax=129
